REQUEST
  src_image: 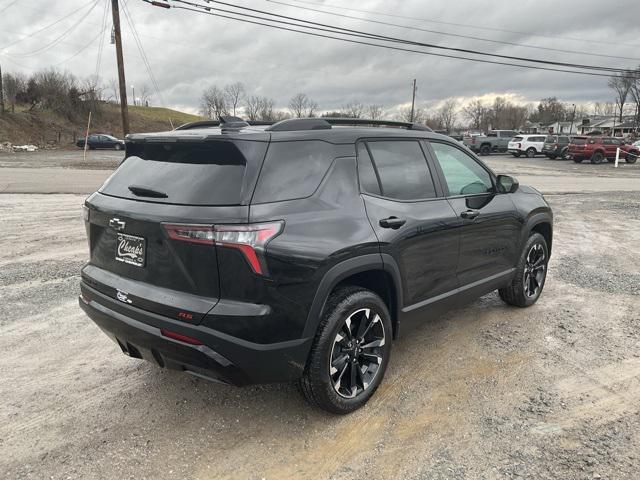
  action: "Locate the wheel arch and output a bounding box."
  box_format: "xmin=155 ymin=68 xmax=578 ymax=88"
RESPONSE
xmin=525 ymin=214 xmax=553 ymax=257
xmin=304 ymin=254 xmax=403 ymax=341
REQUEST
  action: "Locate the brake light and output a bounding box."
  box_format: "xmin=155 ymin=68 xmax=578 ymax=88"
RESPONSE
xmin=163 ymin=221 xmax=284 ymax=275
xmin=471 ymin=137 xmax=476 ymax=144
xmin=518 ymin=143 xmax=521 ymax=149
xmin=160 ymin=329 xmax=203 ymax=345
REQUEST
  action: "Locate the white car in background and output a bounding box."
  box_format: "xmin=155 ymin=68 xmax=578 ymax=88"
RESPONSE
xmin=508 ymin=134 xmax=547 ymax=158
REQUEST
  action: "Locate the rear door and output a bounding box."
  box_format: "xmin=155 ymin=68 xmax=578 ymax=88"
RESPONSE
xmin=357 ymin=139 xmax=460 ymax=310
xmin=426 ymin=140 xmax=520 ymax=287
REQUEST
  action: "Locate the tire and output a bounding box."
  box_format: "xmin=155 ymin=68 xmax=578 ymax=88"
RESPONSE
xmin=526 ymin=148 xmax=536 ymax=158
xmin=479 ymin=144 xmax=491 ymax=156
xmin=573 ymin=158 xmax=582 ymax=163
xmin=114 ymin=144 xmax=123 ymax=151
xmin=561 ymin=148 xmax=570 ymax=160
xmin=626 ymin=152 xmax=638 ymax=164
xmin=499 ymin=232 xmax=549 ymax=308
xmin=512 ymin=152 xmax=521 ymax=158
xmin=591 ymin=151 xmax=604 ymax=164
xmin=548 ymin=154 xmax=557 ymax=160
xmin=299 ymin=286 xmax=392 ymax=414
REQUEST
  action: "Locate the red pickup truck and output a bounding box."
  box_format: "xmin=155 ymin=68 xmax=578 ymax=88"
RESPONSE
xmin=567 ymin=136 xmax=638 ymax=164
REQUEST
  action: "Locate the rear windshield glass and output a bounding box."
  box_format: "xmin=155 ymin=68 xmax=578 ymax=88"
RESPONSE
xmin=571 ymin=138 xmax=587 ymax=145
xmin=100 ymin=140 xmax=267 ymax=205
xmin=545 ymin=136 xmax=556 ymax=142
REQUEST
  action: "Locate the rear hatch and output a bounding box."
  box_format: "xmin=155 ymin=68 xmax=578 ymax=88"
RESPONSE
xmin=568 ymin=137 xmax=587 ymax=153
xmin=83 ymin=135 xmax=269 ymax=324
xmin=543 ymin=135 xmax=557 ymax=151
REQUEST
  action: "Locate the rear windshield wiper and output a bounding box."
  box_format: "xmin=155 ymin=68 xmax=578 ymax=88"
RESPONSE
xmin=128 ymin=185 xmax=168 ymax=198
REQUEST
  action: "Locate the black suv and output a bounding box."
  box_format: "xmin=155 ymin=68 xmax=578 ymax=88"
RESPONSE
xmin=80 ymin=117 xmax=553 ymax=414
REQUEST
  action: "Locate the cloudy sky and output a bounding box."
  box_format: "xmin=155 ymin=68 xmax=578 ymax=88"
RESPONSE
xmin=1 ymin=0 xmax=639 ymax=115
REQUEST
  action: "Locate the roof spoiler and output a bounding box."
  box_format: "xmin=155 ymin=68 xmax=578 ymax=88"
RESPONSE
xmin=174 ymin=118 xmax=274 ymax=131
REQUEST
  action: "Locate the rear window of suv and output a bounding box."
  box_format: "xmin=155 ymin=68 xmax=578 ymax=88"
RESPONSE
xmin=252 ymin=140 xmax=335 ymax=203
xmin=100 ymin=140 xmax=267 ymax=205
xmin=571 ymin=137 xmax=587 ymax=145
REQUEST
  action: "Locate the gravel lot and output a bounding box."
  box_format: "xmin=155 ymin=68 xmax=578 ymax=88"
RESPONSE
xmin=1 ymin=150 xmax=639 ymax=479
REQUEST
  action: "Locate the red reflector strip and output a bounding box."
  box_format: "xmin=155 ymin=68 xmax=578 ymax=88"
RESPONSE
xmin=219 ymin=242 xmax=263 ymax=275
xmin=160 ymin=329 xmax=203 ymax=345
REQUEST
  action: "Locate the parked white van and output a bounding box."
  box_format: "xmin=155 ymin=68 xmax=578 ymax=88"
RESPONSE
xmin=507 ymin=135 xmax=547 ymax=158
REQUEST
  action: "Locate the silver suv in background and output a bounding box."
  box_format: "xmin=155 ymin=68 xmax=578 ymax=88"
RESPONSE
xmin=463 ymin=130 xmax=518 ymax=156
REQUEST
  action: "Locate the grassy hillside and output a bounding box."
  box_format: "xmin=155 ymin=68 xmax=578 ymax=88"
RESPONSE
xmin=0 ymin=103 xmax=203 ymax=147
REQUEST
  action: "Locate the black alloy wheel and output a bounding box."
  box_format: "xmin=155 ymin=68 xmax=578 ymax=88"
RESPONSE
xmin=499 ymin=232 xmax=548 ymax=307
xmin=523 ymin=243 xmax=546 ymax=298
xmin=526 ymin=148 xmax=536 ymax=158
xmin=299 ymin=286 xmax=392 ymax=414
xmin=329 ymin=308 xmax=385 ymax=399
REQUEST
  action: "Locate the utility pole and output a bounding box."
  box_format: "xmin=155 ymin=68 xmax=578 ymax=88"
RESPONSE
xmin=409 ymin=79 xmax=416 ymax=123
xmin=111 ymin=0 xmax=129 ymax=136
xmin=569 ymin=103 xmax=576 ymax=135
xmin=0 ymin=64 xmax=5 ymax=114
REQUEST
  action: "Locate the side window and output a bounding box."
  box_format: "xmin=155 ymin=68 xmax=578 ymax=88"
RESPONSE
xmin=356 ymin=143 xmax=381 ymax=195
xmin=366 ymin=140 xmax=436 ymax=200
xmin=430 ymin=142 xmax=493 ymax=196
xmin=253 ymin=141 xmax=334 ymax=203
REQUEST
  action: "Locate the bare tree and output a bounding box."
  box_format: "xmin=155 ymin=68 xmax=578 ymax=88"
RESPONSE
xmin=366 ymin=104 xmax=384 ymax=120
xmin=245 ymin=94 xmax=262 ymax=121
xmin=629 ymin=67 xmax=640 ymax=128
xmin=438 ymin=98 xmax=457 ymax=133
xmin=462 ymin=99 xmax=488 ymax=130
xmin=608 ymin=73 xmax=634 ymax=122
xmin=106 ymin=78 xmax=119 ymax=104
xmin=2 ymin=72 xmax=25 ymax=113
xmin=201 ymin=85 xmax=228 ymax=118
xmin=288 ymin=93 xmax=318 ymax=118
xmin=396 ymin=105 xmax=426 ymax=124
xmin=224 ymin=82 xmax=245 ymax=116
xmin=342 ymin=101 xmax=364 ymax=118
xmin=138 ymin=84 xmax=151 ymax=106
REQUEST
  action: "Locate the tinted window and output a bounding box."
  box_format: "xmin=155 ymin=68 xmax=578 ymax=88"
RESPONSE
xmin=512 ymin=136 xmax=524 ymax=142
xmin=356 ymin=143 xmax=381 ymax=195
xmin=530 ymin=136 xmax=546 ymax=142
xmin=571 ymin=137 xmax=587 ymax=145
xmin=366 ymin=141 xmax=436 ymax=200
xmin=545 ymin=136 xmax=557 ymax=142
xmin=559 ymin=136 xmax=569 ymax=144
xmin=101 ymin=140 xmax=266 ymax=205
xmin=253 ymin=141 xmax=334 ymax=203
xmin=430 ymin=142 xmax=493 ymax=196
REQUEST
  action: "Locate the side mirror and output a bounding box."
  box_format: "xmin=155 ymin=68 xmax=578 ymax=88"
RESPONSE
xmin=496 ymin=174 xmax=519 ymax=193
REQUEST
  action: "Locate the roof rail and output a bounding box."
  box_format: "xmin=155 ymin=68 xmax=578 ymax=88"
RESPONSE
xmin=265 ymin=117 xmax=433 ymax=132
xmin=174 ymin=119 xmax=273 ymax=131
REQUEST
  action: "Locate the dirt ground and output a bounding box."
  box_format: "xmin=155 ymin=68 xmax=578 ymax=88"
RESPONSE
xmin=1 ymin=151 xmax=639 ymax=479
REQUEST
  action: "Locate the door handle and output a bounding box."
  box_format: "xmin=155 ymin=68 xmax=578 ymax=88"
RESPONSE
xmin=379 ymin=217 xmax=406 ymax=229
xmin=460 ymin=210 xmax=480 ymax=220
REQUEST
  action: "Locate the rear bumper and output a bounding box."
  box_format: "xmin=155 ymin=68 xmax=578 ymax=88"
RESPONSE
xmin=79 ymin=282 xmax=312 ymax=385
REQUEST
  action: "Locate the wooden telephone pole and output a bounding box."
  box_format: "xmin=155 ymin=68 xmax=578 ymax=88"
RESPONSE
xmin=0 ymin=64 xmax=5 ymax=113
xmin=409 ymin=79 xmax=416 ymax=123
xmin=111 ymin=0 xmax=130 ymax=136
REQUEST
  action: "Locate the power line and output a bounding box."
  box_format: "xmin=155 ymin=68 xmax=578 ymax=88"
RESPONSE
xmin=0 ymin=0 xmax=97 ymax=52
xmin=0 ymin=0 xmax=19 ymax=14
xmin=94 ymin=0 xmax=110 ymax=79
xmin=167 ymin=0 xmax=637 ymax=76
xmin=288 ymin=0 xmax=640 ymax=50
xmin=3 ymin=0 xmax=101 ymax=57
xmin=121 ymin=0 xmax=165 ymax=106
xmin=266 ymin=0 xmax=640 ymax=62
xmin=162 ymin=2 xmax=634 ymax=78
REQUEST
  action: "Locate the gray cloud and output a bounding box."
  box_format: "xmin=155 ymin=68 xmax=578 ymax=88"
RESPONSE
xmin=1 ymin=0 xmax=638 ymax=115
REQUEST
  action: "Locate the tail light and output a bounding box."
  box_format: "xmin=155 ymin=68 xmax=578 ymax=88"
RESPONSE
xmin=471 ymin=137 xmax=476 ymax=144
xmin=518 ymin=143 xmax=521 ymax=149
xmin=163 ymin=221 xmax=284 ymax=275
